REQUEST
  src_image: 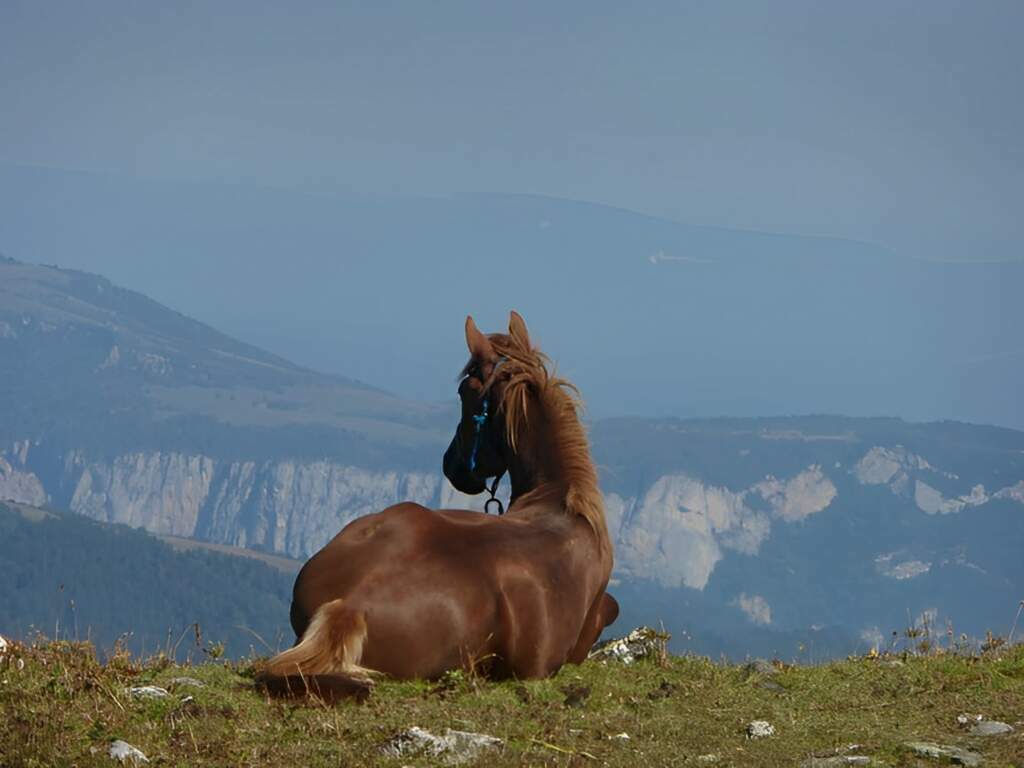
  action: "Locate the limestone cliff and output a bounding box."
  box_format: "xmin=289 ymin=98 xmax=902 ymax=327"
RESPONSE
xmin=2 ymin=438 xmax=1022 ymax=596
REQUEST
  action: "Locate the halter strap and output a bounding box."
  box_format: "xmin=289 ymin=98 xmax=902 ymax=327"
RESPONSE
xmin=466 ymin=356 xmax=508 ymax=514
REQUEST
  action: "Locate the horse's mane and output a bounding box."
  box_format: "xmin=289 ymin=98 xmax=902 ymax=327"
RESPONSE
xmin=483 ymin=331 xmax=610 ymax=553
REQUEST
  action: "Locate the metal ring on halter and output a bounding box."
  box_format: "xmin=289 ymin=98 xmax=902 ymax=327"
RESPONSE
xmin=484 ymin=474 xmax=504 ymax=515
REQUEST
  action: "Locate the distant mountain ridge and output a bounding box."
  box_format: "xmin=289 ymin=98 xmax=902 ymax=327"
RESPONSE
xmin=1 ymin=257 xmax=1022 ymax=659
xmin=0 ymin=257 xmax=451 ymax=467
xmin=2 ymin=163 xmax=1020 ymax=429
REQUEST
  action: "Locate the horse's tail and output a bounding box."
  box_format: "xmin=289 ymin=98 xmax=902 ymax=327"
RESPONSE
xmin=256 ymin=598 xmax=376 ymax=703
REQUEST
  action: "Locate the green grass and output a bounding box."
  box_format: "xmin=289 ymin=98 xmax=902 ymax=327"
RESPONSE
xmin=1 ymin=640 xmax=1022 ymax=767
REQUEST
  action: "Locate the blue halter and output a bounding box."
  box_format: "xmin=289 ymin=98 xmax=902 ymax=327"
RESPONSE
xmin=468 ymin=396 xmax=489 ymax=473
xmin=465 ymin=357 xmax=507 ymax=514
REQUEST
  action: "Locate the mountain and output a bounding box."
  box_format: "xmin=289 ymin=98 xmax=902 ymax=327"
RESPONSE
xmin=1 ymin=258 xmax=1022 ymax=660
xmin=592 ymin=417 xmax=1024 ymax=658
xmin=0 ymin=255 xmax=450 ymax=460
xmin=1 ymin=163 xmax=1021 ymax=429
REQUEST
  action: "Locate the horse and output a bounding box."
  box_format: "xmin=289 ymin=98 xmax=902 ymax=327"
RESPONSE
xmin=257 ymin=311 xmax=619 ymax=702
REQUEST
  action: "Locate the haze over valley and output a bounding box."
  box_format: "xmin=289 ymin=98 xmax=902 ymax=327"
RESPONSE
xmin=1 ymin=257 xmax=1021 ymax=659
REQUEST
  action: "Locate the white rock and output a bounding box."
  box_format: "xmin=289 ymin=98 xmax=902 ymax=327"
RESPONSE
xmin=0 ymin=634 xmax=7 ymax=657
xmin=956 ymin=712 xmax=984 ymax=726
xmin=800 ymin=757 xmax=871 ymax=767
xmin=380 ymin=726 xmax=503 ymax=765
xmin=608 ymin=732 xmax=630 ymax=740
xmin=905 ymin=741 xmax=981 ymax=767
xmin=746 ymin=720 xmax=775 ymax=739
xmin=127 ymin=686 xmax=170 ymax=700
xmin=109 ymin=740 xmax=149 ymax=764
xmin=970 ymin=719 xmax=1013 ymax=736
xmin=588 ymin=626 xmax=667 ymax=664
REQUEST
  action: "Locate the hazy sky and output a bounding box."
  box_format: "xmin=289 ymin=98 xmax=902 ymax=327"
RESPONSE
xmin=2 ymin=0 xmax=1021 ymax=263
xmin=1 ymin=2 xmax=1021 ymax=429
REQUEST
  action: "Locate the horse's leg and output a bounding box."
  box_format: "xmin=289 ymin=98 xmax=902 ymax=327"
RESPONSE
xmin=565 ymin=592 xmax=620 ymax=665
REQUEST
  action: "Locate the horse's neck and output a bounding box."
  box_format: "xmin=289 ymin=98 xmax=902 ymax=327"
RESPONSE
xmin=505 ymin=406 xmax=595 ymax=513
xmin=503 ymin=387 xmax=611 ymax=568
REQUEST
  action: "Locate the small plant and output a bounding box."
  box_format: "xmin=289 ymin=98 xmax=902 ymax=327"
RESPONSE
xmin=981 ymin=630 xmax=1006 ymax=653
xmin=203 ymin=641 xmax=226 ymax=660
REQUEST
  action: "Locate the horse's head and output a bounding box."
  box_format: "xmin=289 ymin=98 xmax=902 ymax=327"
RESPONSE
xmin=442 ymin=313 xmax=522 ymax=495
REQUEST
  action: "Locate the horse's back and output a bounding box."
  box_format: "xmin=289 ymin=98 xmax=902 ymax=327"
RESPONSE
xmin=290 ymin=503 xmax=601 ymax=678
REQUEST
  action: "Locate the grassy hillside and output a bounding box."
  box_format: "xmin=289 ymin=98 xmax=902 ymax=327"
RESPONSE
xmin=0 ymin=257 xmax=450 ymax=466
xmin=0 ymin=502 xmax=295 ymax=659
xmin=0 ymin=638 xmax=1021 ymax=767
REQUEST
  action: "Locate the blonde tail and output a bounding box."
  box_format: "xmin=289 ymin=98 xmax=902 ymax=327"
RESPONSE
xmin=257 ymin=598 xmax=376 ymax=703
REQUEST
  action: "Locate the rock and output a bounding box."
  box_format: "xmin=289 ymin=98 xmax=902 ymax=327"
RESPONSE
xmin=166 ymin=677 xmax=205 ymax=689
xmin=648 ymin=680 xmax=678 ymax=700
xmin=561 ymin=683 xmax=591 ymax=708
xmin=743 ymin=658 xmax=777 ymax=676
xmin=0 ymin=634 xmax=7 ymax=658
xmin=758 ymin=678 xmax=786 ymax=693
xmin=957 ymin=713 xmax=984 ymax=727
xmin=905 ymin=741 xmax=982 ymax=767
xmin=746 ymin=720 xmax=775 ymax=739
xmin=127 ymin=686 xmax=170 ymax=700
xmin=588 ymin=626 xmax=668 ymax=664
xmin=800 ymin=757 xmax=871 ymax=767
xmin=380 ymin=726 xmax=503 ymax=765
xmin=108 ymin=740 xmax=149 ymax=764
xmin=970 ymin=720 xmax=1013 ymax=736
xmin=607 ymin=732 xmax=630 ymax=741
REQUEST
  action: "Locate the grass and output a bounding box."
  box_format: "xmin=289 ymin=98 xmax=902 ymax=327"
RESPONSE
xmin=1 ymin=638 xmax=1022 ymax=767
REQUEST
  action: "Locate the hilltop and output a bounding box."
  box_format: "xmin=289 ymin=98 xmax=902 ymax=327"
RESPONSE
xmin=0 ymin=636 xmax=1021 ymax=767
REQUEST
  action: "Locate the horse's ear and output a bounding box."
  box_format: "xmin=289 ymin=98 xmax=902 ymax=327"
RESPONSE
xmin=508 ymin=310 xmax=531 ymax=348
xmin=465 ymin=315 xmax=495 ymax=360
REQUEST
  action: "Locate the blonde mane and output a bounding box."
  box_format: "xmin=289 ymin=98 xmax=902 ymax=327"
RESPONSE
xmin=482 ymin=332 xmax=610 ymax=552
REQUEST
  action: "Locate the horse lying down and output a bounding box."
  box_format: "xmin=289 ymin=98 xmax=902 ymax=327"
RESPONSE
xmin=257 ymin=312 xmax=618 ymax=702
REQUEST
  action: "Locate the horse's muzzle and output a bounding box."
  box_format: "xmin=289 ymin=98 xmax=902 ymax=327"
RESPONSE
xmin=443 ymin=438 xmax=487 ymax=495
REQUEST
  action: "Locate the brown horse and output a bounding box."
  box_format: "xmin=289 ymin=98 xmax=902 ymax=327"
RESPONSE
xmin=258 ymin=312 xmax=618 ymax=701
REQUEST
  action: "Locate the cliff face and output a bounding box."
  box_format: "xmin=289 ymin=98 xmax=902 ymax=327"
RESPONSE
xmin=2 ymin=441 xmax=494 ymax=560
xmin=6 ymin=436 xmax=1022 ymax=587
xmin=58 ymin=450 xmax=441 ymax=559
xmin=4 ymin=432 xmax=1024 ymax=657
xmin=0 ymin=441 xmax=47 ymax=508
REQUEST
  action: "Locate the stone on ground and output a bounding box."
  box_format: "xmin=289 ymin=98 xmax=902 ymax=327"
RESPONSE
xmin=108 ymin=740 xmax=149 ymax=765
xmin=127 ymin=686 xmax=170 ymax=700
xmin=905 ymin=741 xmax=982 ymax=767
xmin=970 ymin=719 xmax=1014 ymax=736
xmin=743 ymin=658 xmax=777 ymax=676
xmin=746 ymin=720 xmax=775 ymax=739
xmin=800 ymin=756 xmax=872 ymax=767
xmin=380 ymin=726 xmax=503 ymax=765
xmin=588 ymin=626 xmax=669 ymax=664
